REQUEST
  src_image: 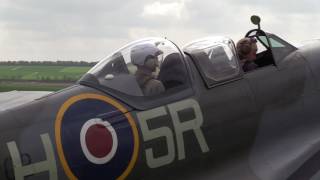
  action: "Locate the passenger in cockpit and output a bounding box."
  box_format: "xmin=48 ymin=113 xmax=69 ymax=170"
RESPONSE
xmin=236 ymin=37 xmax=258 ymax=72
xmin=131 ymin=44 xmax=165 ymax=96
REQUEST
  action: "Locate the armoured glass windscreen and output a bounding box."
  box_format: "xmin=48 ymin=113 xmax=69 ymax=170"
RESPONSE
xmin=258 ymin=36 xmax=285 ymax=48
xmin=87 ymin=38 xmax=187 ymax=96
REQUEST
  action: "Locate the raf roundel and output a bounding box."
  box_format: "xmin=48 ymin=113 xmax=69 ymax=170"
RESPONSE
xmin=55 ymin=94 xmax=139 ymax=180
xmin=80 ymin=118 xmax=118 ymax=165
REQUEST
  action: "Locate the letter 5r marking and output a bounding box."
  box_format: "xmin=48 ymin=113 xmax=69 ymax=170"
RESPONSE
xmin=137 ymin=98 xmax=210 ymax=168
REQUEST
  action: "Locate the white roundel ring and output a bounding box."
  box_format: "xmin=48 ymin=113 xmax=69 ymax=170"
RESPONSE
xmin=80 ymin=118 xmax=118 ymax=165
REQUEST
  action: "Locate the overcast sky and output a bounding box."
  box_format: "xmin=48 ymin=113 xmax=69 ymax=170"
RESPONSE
xmin=0 ymin=0 xmax=319 ymax=62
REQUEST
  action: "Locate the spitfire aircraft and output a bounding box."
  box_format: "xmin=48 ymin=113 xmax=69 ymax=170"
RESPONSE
xmin=1 ymin=15 xmax=320 ymax=180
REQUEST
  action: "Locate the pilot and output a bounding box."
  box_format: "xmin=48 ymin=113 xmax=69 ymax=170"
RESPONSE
xmin=131 ymin=43 xmax=165 ymax=96
xmin=236 ymin=37 xmax=258 ymax=72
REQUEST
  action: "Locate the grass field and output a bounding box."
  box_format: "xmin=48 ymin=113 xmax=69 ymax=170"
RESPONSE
xmin=0 ymin=65 xmax=91 ymax=81
xmin=0 ymin=65 xmax=91 ymax=92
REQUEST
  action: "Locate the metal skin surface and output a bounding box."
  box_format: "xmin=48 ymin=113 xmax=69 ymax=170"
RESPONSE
xmin=1 ymin=36 xmax=320 ymax=180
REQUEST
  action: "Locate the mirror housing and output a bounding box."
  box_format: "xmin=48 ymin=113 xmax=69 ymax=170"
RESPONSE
xmin=251 ymin=15 xmax=261 ymax=29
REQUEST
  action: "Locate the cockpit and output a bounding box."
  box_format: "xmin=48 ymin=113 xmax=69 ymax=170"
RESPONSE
xmin=81 ymin=38 xmax=188 ymax=97
xmin=242 ymin=15 xmax=297 ymax=69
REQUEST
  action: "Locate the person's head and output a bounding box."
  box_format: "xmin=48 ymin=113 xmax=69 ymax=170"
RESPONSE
xmin=144 ymin=55 xmax=160 ymax=72
xmin=236 ymin=37 xmax=258 ymax=61
xmin=131 ymin=43 xmax=163 ymax=73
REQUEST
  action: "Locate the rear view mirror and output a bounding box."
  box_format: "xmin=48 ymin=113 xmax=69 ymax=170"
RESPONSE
xmin=251 ymin=15 xmax=261 ymax=29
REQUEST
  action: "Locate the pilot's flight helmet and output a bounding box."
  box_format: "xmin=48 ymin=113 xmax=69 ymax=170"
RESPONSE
xmin=131 ymin=43 xmax=163 ymax=66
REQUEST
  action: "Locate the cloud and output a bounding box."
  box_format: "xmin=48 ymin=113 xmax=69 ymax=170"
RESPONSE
xmin=230 ymin=0 xmax=319 ymax=14
xmin=142 ymin=1 xmax=187 ymax=20
xmin=0 ymin=0 xmax=320 ymax=61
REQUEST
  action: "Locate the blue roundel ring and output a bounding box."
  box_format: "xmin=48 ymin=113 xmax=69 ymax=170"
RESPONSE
xmin=55 ymin=93 xmax=139 ymax=180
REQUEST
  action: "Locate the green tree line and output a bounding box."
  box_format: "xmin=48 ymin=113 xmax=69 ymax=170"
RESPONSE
xmin=0 ymin=61 xmax=97 ymax=66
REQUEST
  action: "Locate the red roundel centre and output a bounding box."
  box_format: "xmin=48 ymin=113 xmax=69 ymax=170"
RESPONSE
xmin=85 ymin=124 xmax=113 ymax=158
